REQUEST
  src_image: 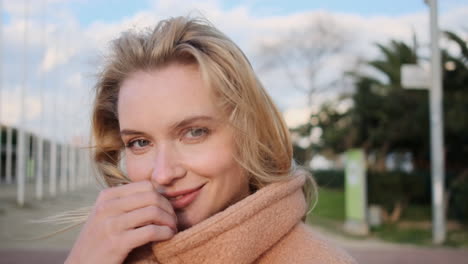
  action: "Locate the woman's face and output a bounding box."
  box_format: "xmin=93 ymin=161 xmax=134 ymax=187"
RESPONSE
xmin=118 ymin=63 xmax=250 ymax=230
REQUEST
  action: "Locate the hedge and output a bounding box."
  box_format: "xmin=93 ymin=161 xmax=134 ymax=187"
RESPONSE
xmin=310 ymin=169 xmax=468 ymax=224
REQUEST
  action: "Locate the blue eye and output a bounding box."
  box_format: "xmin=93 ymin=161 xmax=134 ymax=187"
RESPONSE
xmin=185 ymin=127 xmax=209 ymax=139
xmin=127 ymin=139 xmax=150 ymax=149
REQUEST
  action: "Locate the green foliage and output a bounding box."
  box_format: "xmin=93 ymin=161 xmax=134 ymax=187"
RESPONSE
xmin=292 ymin=31 xmax=468 ymax=172
xmin=292 ymin=31 xmax=468 ymax=226
xmin=451 ymin=178 xmax=468 ymax=225
xmin=309 ymin=186 xmax=468 ymax=247
xmin=311 ymin=170 xmax=345 ymax=189
xmin=311 ymin=169 xmax=468 ymax=224
xmin=372 ymin=223 xmax=433 ymax=245
xmin=293 ymin=144 xmax=313 ymax=166
xmin=367 ymin=170 xmax=431 ymax=211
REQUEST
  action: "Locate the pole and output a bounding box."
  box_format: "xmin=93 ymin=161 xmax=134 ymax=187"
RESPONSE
xmin=0 ymin=0 xmax=3 ymax=183
xmin=35 ymin=0 xmax=46 ymax=200
xmin=5 ymin=126 xmax=12 ymax=183
xmin=3 ymin=0 xmax=11 ymax=185
xmin=49 ymin=13 xmax=59 ymax=198
xmin=69 ymin=146 xmax=76 ymax=190
xmin=58 ymin=26 xmax=68 ymax=193
xmin=426 ymin=0 xmax=446 ymax=244
xmin=49 ymin=141 xmax=57 ymax=196
xmin=60 ymin=144 xmax=68 ymax=192
xmin=17 ymin=0 xmax=29 ymax=206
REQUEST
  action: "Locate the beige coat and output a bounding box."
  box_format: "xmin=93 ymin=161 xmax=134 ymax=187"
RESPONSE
xmin=126 ymin=175 xmax=357 ymax=264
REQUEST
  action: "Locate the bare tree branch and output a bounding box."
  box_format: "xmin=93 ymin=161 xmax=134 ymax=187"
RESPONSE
xmin=258 ymin=14 xmax=351 ymax=105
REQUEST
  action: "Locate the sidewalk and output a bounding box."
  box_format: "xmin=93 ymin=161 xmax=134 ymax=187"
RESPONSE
xmin=311 ymin=224 xmax=468 ymax=264
xmin=1 ymin=182 xmax=468 ymax=264
xmin=0 ymin=182 xmax=100 ymax=251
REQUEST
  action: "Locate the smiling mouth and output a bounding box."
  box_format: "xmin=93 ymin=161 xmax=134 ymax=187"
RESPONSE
xmin=169 ymin=195 xmax=186 ymax=201
xmin=164 ymin=184 xmax=205 ymax=209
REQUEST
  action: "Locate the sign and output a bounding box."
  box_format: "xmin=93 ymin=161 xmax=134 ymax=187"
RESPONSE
xmin=401 ymin=63 xmax=430 ymax=90
xmin=344 ymin=149 xmax=368 ymax=235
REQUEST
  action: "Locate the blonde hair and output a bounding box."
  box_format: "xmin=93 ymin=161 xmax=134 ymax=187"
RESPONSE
xmin=36 ymin=16 xmax=316 ymax=239
xmin=93 ymin=16 xmax=313 ymax=193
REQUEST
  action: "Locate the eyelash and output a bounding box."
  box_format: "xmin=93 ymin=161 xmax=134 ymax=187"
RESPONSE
xmin=125 ymin=139 xmax=150 ymax=149
xmin=124 ymin=127 xmax=210 ymax=150
xmin=181 ymin=127 xmax=210 ymax=141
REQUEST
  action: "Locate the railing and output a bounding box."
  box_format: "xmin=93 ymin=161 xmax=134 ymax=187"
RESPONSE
xmin=0 ymin=125 xmax=95 ymax=205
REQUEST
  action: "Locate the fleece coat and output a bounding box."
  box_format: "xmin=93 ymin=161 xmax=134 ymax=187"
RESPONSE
xmin=125 ymin=175 xmax=357 ymax=264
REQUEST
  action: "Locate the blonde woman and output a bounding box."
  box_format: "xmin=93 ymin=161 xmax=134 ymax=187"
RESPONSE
xmin=66 ymin=17 xmax=356 ymax=264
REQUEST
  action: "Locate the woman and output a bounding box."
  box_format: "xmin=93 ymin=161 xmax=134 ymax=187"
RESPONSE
xmin=66 ymin=16 xmax=356 ymax=264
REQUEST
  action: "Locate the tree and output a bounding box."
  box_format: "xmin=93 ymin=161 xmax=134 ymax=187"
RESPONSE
xmin=294 ymin=31 xmax=468 ymax=222
xmin=258 ymin=15 xmax=349 ymax=105
xmin=295 ymin=39 xmax=427 ymax=171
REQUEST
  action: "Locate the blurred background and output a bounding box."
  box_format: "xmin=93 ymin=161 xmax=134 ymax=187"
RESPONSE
xmin=0 ymin=0 xmax=467 ymax=263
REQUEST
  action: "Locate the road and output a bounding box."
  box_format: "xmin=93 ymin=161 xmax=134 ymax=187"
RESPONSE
xmin=1 ymin=183 xmax=467 ymax=264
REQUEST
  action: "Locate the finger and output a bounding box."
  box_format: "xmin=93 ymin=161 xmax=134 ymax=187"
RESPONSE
xmin=106 ymin=191 xmax=175 ymax=217
xmin=97 ymin=181 xmax=154 ymax=202
xmin=124 ymin=225 xmax=174 ymax=250
xmin=118 ymin=205 xmax=177 ymax=233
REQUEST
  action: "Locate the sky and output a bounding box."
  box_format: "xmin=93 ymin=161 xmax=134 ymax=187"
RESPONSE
xmin=0 ymin=0 xmax=467 ymax=144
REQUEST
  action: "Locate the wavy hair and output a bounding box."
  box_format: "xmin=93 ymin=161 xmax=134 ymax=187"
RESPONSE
xmin=90 ymin=16 xmax=316 ymax=216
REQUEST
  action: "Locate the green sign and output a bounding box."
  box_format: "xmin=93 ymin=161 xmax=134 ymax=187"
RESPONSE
xmin=344 ymin=149 xmax=368 ymax=234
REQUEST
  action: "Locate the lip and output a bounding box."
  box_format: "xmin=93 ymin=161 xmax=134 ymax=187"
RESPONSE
xmin=164 ymin=184 xmax=205 ymax=210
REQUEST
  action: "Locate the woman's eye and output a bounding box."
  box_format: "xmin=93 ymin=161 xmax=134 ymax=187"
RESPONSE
xmin=127 ymin=139 xmax=150 ymax=149
xmin=184 ymin=127 xmax=209 ymax=139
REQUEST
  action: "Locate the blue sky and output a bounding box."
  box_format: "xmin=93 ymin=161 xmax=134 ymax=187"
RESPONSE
xmin=1 ymin=0 xmax=467 ymax=138
xmin=69 ymin=0 xmax=466 ymax=26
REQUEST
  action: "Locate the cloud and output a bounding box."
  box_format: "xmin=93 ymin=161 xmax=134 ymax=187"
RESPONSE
xmin=0 ymin=87 xmax=42 ymax=126
xmin=1 ymin=0 xmax=467 ymax=142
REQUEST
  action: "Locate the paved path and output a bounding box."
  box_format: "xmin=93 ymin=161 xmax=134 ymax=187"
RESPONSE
xmin=311 ymin=224 xmax=468 ymax=264
xmin=0 ymin=182 xmax=99 ymax=250
xmin=1 ymin=183 xmax=467 ymax=264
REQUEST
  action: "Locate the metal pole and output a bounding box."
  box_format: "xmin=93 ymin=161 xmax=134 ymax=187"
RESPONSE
xmin=35 ymin=0 xmax=46 ymax=200
xmin=17 ymin=0 xmax=29 ymax=206
xmin=0 ymin=0 xmax=3 ymax=183
xmin=3 ymin=0 xmax=11 ymax=185
xmin=426 ymin=0 xmax=446 ymax=244
xmin=49 ymin=141 xmax=57 ymax=196
xmin=49 ymin=15 xmax=59 ymax=198
xmin=58 ymin=29 xmax=68 ymax=193
xmin=60 ymin=144 xmax=68 ymax=192
xmin=69 ymin=146 xmax=76 ymax=190
xmin=5 ymin=126 xmax=12 ymax=183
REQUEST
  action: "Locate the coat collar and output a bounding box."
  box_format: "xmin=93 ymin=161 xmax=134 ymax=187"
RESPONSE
xmin=149 ymin=174 xmax=307 ymax=264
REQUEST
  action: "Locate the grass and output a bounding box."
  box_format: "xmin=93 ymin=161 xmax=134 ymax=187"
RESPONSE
xmin=372 ymin=223 xmax=468 ymax=247
xmin=372 ymin=224 xmax=432 ymax=245
xmin=310 ymin=187 xmax=345 ymax=221
xmin=308 ymin=187 xmax=468 ymax=247
xmin=400 ymin=205 xmax=431 ymax=221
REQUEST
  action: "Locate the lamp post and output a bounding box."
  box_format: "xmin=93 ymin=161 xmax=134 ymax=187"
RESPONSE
xmin=426 ymin=0 xmax=445 ymax=245
xmin=402 ymin=0 xmax=445 ymax=244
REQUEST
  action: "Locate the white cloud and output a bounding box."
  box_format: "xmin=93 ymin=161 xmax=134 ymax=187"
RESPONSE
xmin=0 ymin=87 xmax=42 ymax=126
xmin=1 ymin=0 xmax=467 ymax=141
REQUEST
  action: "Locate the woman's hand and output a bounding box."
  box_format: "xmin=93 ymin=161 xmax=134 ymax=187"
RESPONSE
xmin=65 ymin=181 xmax=177 ymax=264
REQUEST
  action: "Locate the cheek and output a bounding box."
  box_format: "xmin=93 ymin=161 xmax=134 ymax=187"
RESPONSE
xmin=182 ymin=142 xmax=239 ymax=180
xmin=125 ymin=153 xmax=153 ymax=182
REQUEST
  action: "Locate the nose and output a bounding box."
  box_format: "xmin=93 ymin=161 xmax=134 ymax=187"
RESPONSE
xmin=151 ymin=143 xmax=186 ymax=185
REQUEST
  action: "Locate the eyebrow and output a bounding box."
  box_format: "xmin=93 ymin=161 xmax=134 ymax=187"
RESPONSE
xmin=169 ymin=115 xmax=216 ymax=131
xmin=119 ymin=115 xmax=216 ymax=137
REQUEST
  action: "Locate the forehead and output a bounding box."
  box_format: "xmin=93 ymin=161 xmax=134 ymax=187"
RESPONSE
xmin=117 ymin=64 xmax=220 ymax=129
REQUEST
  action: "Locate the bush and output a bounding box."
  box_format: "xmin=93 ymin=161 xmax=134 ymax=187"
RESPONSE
xmin=311 ymin=169 xmax=468 ymax=224
xmin=450 ymin=179 xmax=468 ymax=225
xmin=367 ymin=170 xmax=431 ymax=212
xmin=311 ymin=170 xmax=345 ymax=189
